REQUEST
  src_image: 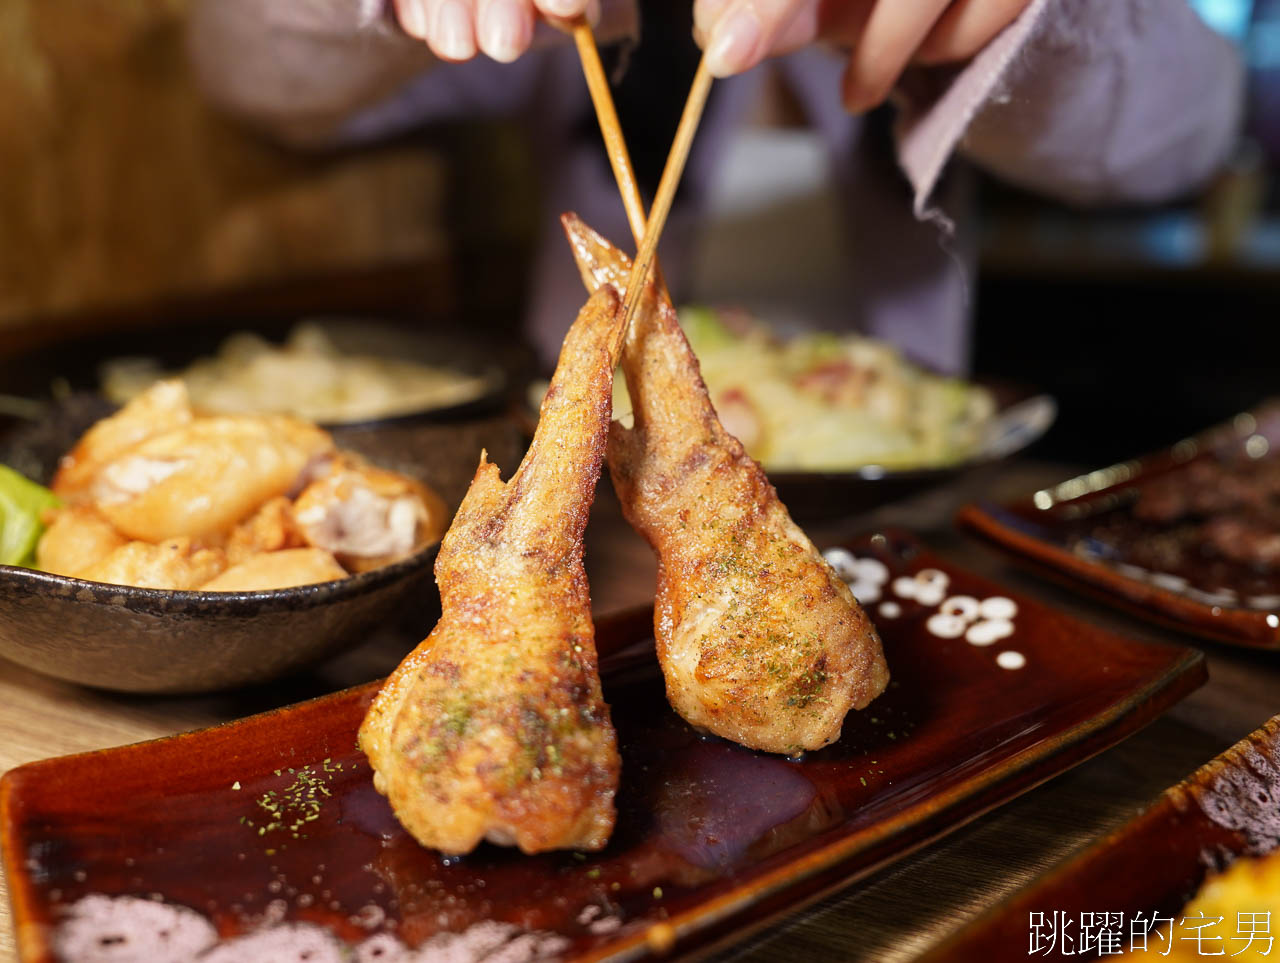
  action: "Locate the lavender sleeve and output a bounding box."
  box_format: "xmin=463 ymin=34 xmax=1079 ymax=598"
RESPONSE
xmin=186 ymin=0 xmax=442 ymax=147
xmin=186 ymin=0 xmax=637 ymax=148
xmin=896 ymin=0 xmax=1246 ymax=218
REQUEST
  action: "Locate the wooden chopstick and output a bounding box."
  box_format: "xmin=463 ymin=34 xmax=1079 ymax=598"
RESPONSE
xmin=617 ymin=57 xmax=713 ymax=332
xmin=571 ymin=21 xmax=713 ymax=324
xmin=571 ymin=22 xmax=648 ymax=245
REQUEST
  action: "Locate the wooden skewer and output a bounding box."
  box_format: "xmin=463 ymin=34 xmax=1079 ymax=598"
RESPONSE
xmin=571 ymin=20 xmax=712 ymax=322
xmin=571 ymin=22 xmax=648 ymax=245
xmin=617 ymin=56 xmax=713 ymax=333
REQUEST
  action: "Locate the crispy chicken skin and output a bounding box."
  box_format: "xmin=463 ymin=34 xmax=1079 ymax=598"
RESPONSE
xmin=52 ymin=379 xmax=194 ymax=498
xmin=52 ymin=381 xmax=335 ymax=543
xmin=84 ymin=415 xmax=333 ymax=542
xmin=293 ymin=453 xmax=447 ymax=573
xmin=201 ymin=547 xmax=347 ymax=591
xmin=562 ymin=214 xmax=890 ymax=755
xmin=225 ymin=496 xmax=305 ymax=564
xmin=78 ymin=538 xmax=227 ymax=591
xmin=36 ymin=505 xmax=128 ymax=578
xmin=40 ymin=379 xmax=440 ymax=591
xmin=359 ymin=287 xmax=626 ymax=855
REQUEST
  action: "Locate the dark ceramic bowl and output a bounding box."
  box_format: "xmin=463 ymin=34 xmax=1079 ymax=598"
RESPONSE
xmin=0 ymin=549 xmax=438 ymax=694
xmin=0 ymin=394 xmax=444 ymax=694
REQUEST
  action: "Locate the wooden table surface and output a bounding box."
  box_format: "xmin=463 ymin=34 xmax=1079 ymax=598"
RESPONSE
xmin=2 ymin=459 xmax=1277 ymax=962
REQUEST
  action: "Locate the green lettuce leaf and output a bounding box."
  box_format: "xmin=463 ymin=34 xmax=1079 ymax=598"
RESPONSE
xmin=0 ymin=465 xmax=60 ymax=567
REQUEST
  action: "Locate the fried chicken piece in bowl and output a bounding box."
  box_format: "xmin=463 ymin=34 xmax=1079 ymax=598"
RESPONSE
xmin=0 ymin=383 xmax=449 ymax=693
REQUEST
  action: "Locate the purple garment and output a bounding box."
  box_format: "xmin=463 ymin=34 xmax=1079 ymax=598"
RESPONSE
xmin=188 ymin=0 xmax=1243 ymax=372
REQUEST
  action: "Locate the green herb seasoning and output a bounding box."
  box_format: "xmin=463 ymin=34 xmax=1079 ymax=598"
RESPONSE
xmin=242 ymin=761 xmax=345 ymax=847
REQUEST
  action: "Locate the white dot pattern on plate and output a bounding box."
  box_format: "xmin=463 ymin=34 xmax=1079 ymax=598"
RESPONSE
xmin=54 ymin=894 xmax=217 ymax=963
xmin=893 ymin=569 xmax=948 ymax=607
xmin=939 ymin=595 xmax=980 ymax=621
xmin=979 ymin=596 xmax=1017 ymax=620
xmin=821 ymin=548 xmax=858 ymax=581
xmin=850 ymin=583 xmax=882 ymax=604
xmin=916 ymin=568 xmax=949 ymax=590
xmin=827 ymin=553 xmax=1029 ymax=668
xmin=54 ymin=894 xmax=571 ymax=963
xmin=852 ymin=558 xmax=890 ymax=584
xmin=926 ymin=594 xmax=1018 ymax=649
xmin=996 ymin=650 xmax=1026 ymax=670
xmin=823 ymin=549 xmax=890 ymax=604
xmin=965 ymin=618 xmax=1015 ymax=646
xmin=925 ymin=613 xmax=968 ymax=638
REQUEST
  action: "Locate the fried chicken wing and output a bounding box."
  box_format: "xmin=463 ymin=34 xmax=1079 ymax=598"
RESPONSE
xmin=53 ymin=379 xmax=194 ymax=499
xmin=293 ymin=453 xmax=447 ymax=573
xmin=78 ymin=537 xmax=227 ymax=591
xmin=562 ymin=214 xmax=889 ymax=755
xmin=36 ymin=505 xmax=127 ymax=578
xmin=225 ymin=496 xmax=305 ymax=564
xmin=358 ymin=287 xmax=626 ymax=855
xmin=87 ymin=414 xmax=333 ymax=542
xmin=200 ymin=547 xmax=347 ymax=591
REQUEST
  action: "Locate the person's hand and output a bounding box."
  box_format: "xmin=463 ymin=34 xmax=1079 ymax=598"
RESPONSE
xmin=695 ymin=0 xmax=1034 ymax=111
xmin=392 ymin=0 xmax=593 ymax=63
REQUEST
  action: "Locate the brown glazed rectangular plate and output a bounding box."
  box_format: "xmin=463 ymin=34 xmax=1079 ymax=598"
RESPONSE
xmin=923 ymin=716 xmax=1280 ymax=962
xmin=958 ymin=402 xmax=1280 ymax=648
xmin=1 ymin=532 xmax=1205 ymax=962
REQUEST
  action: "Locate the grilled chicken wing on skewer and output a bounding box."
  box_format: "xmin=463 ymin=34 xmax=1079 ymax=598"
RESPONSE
xmin=562 ymin=214 xmax=890 ymax=756
xmin=359 ymin=287 xmax=626 ymax=855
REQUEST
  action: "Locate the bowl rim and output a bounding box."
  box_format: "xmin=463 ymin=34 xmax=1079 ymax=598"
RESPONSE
xmin=764 ymin=393 xmax=1059 ymax=482
xmin=0 ymin=539 xmax=440 ymax=613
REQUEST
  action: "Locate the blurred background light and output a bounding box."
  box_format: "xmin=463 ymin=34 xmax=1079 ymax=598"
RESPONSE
xmin=1189 ymin=0 xmax=1255 ymax=44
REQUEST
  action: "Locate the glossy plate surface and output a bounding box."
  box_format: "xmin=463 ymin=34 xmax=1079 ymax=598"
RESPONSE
xmin=925 ymin=716 xmax=1280 ymax=962
xmin=959 ymin=402 xmax=1280 ymax=648
xmin=1 ymin=532 xmax=1204 ymax=962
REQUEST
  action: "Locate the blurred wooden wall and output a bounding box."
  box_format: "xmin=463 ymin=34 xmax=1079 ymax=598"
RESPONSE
xmin=0 ymin=0 xmax=451 ymax=333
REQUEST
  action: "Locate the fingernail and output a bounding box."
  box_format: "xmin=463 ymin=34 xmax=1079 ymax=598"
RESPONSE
xmin=541 ymin=0 xmax=583 ymax=18
xmin=399 ymin=0 xmax=430 ymax=37
xmin=480 ymin=0 xmax=527 ymax=61
xmin=707 ymin=6 xmax=761 ymax=77
xmin=694 ymin=0 xmax=733 ymax=38
xmin=434 ymin=0 xmax=475 ymax=59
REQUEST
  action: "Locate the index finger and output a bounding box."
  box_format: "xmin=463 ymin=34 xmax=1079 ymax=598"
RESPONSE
xmin=915 ymin=0 xmax=1032 ymax=64
xmin=842 ymin=0 xmax=951 ymax=112
xmin=701 ymin=0 xmax=819 ymax=77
